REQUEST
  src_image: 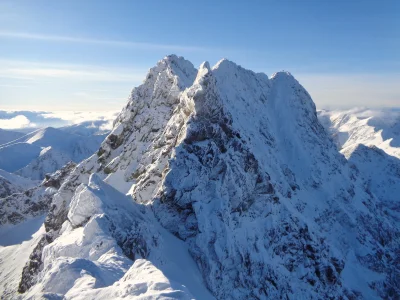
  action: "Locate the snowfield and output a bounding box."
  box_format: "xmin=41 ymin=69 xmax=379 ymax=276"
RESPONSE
xmin=0 ymin=125 xmax=107 ymax=180
xmin=0 ymin=55 xmax=399 ymax=299
xmin=318 ymin=108 xmax=400 ymax=159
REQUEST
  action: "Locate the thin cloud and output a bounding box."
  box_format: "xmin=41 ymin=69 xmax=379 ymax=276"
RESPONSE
xmin=0 ymin=31 xmax=211 ymax=52
xmin=0 ymin=84 xmax=30 ymax=88
xmin=40 ymin=111 xmax=119 ymax=124
xmin=0 ymin=61 xmax=146 ymax=82
xmin=5 ymin=67 xmax=141 ymax=82
xmin=0 ymin=110 xmax=118 ymax=129
xmin=0 ymin=74 xmax=35 ymax=80
xmin=295 ymin=73 xmax=400 ymax=109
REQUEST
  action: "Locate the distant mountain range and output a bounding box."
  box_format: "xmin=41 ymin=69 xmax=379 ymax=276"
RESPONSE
xmin=0 ymin=125 xmax=107 ymax=180
xmin=318 ymin=108 xmax=400 ymax=159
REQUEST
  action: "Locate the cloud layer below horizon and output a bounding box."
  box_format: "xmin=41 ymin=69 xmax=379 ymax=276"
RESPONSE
xmin=0 ymin=110 xmax=118 ymax=131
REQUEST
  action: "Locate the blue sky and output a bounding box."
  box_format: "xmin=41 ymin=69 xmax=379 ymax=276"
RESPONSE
xmin=0 ymin=0 xmax=399 ymax=110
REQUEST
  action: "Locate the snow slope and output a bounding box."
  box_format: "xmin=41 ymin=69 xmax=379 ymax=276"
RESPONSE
xmin=0 ymin=216 xmax=46 ymax=298
xmin=22 ymin=173 xmax=212 ymax=299
xmin=319 ymin=108 xmax=400 ymax=225
xmin=2 ymin=55 xmax=399 ymax=299
xmin=0 ymin=129 xmax=24 ymax=146
xmin=15 ymin=127 xmax=106 ymax=163
xmin=0 ymin=126 xmax=106 ymax=179
xmin=342 ymin=144 xmax=400 ymax=224
xmin=318 ymin=108 xmax=400 ymax=159
xmin=16 ymin=147 xmax=72 ymax=180
xmin=0 ymin=142 xmax=41 ymax=172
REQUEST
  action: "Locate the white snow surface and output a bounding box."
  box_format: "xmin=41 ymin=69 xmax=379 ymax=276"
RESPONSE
xmin=24 ymin=173 xmax=212 ymax=299
xmin=318 ymin=108 xmax=400 ymax=159
xmin=0 ymin=126 xmax=106 ymax=179
xmin=0 ymin=216 xmax=46 ymax=298
xmin=16 ymin=146 xmax=71 ymax=181
xmin=1 ymin=55 xmax=399 ymax=299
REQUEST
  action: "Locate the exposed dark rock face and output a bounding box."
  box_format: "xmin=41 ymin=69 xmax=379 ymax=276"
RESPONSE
xmin=18 ymin=237 xmax=47 ymax=293
xmin=0 ymin=187 xmax=50 ymax=227
xmin=0 ymin=177 xmax=17 ymax=199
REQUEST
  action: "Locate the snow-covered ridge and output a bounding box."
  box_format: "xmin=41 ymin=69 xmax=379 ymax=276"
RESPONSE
xmin=1 ymin=55 xmax=399 ymax=299
xmin=318 ymin=108 xmax=400 ymax=159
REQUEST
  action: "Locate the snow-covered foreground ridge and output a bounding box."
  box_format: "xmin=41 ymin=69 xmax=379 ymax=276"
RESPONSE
xmin=1 ymin=55 xmax=399 ymax=299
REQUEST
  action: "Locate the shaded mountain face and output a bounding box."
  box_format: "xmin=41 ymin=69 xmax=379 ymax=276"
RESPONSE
xmin=0 ymin=169 xmax=38 ymax=199
xmin=3 ymin=55 xmax=399 ymax=299
xmin=0 ymin=129 xmax=24 ymax=146
xmin=0 ymin=162 xmax=75 ymax=227
xmin=342 ymin=144 xmax=400 ymax=225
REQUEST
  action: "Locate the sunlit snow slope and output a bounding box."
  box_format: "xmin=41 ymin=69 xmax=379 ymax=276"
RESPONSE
xmin=318 ymin=108 xmax=400 ymax=159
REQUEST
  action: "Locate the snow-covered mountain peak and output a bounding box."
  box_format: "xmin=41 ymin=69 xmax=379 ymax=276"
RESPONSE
xmin=194 ymin=61 xmax=211 ymax=81
xmin=186 ymin=61 xmax=224 ymax=122
xmin=270 ymin=70 xmax=315 ymax=110
xmin=213 ymin=57 xmax=269 ymax=83
xmin=212 ymin=57 xmax=240 ymax=71
xmin=151 ymin=54 xmax=197 ymax=89
xmin=90 ymin=56 xmax=399 ymax=298
xmin=2 ymin=56 xmax=400 ymax=299
xmin=270 ymin=70 xmax=294 ymax=80
xmin=25 ymin=127 xmax=58 ymax=144
xmin=97 ymin=56 xmax=338 ymax=199
xmin=200 ymin=60 xmax=211 ymax=70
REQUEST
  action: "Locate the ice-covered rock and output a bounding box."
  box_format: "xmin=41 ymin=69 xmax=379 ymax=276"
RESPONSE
xmin=0 ymin=169 xmax=38 ymax=199
xmin=0 ymin=162 xmax=75 ymax=227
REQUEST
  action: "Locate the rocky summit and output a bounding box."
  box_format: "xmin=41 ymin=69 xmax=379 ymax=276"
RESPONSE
xmin=1 ymin=55 xmax=399 ymax=299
